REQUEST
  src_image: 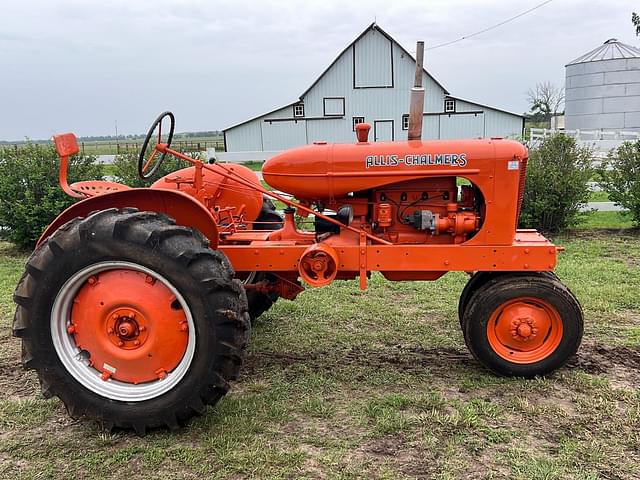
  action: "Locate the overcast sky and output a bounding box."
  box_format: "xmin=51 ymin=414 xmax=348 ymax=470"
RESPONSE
xmin=0 ymin=0 xmax=636 ymax=140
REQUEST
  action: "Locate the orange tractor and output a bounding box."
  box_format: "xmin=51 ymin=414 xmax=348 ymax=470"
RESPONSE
xmin=12 ymin=48 xmax=582 ymax=434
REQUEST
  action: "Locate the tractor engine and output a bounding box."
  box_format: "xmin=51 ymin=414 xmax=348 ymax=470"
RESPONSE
xmin=311 ymin=178 xmax=481 ymax=245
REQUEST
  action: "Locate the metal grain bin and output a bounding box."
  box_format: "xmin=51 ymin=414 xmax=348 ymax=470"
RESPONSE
xmin=565 ymin=39 xmax=640 ymax=131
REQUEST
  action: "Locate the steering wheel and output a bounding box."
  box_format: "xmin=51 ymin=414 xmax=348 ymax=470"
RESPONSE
xmin=138 ymin=111 xmax=175 ymax=179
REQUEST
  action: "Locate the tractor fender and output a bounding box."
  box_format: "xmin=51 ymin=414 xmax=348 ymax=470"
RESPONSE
xmin=38 ymin=188 xmax=219 ymax=248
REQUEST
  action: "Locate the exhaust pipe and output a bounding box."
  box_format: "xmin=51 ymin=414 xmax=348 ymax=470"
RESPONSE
xmin=408 ymin=41 xmax=425 ymax=141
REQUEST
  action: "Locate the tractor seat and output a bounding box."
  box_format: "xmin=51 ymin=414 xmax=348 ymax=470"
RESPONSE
xmin=70 ymin=180 xmax=131 ymax=197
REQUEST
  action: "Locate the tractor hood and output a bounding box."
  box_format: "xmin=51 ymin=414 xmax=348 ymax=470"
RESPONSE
xmin=262 ymin=138 xmax=527 ymax=200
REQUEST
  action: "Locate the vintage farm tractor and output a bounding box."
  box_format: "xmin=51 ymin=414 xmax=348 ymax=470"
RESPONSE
xmin=12 ymin=47 xmax=582 ymax=434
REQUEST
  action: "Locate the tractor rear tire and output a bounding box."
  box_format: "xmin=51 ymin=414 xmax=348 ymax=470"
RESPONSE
xmin=461 ymin=273 xmax=582 ymax=377
xmin=13 ymin=208 xmax=250 ymax=434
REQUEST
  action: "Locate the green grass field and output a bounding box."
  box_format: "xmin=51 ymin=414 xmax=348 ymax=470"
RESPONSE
xmin=588 ymin=191 xmax=609 ymax=202
xmin=1 ymin=220 xmax=639 ymax=478
xmin=575 ymin=211 xmax=634 ymax=229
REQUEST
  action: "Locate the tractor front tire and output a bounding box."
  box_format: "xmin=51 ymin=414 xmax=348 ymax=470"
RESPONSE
xmin=461 ymin=273 xmax=583 ymax=377
xmin=458 ymin=272 xmax=499 ymax=327
xmin=458 ymin=271 xmax=560 ymax=327
xmin=13 ymin=209 xmax=250 ymax=434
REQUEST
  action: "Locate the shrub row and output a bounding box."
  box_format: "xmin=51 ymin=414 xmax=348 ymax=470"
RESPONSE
xmin=0 ymin=144 xmax=101 ymax=248
xmin=518 ymin=134 xmax=593 ymax=233
xmin=518 ymin=135 xmax=640 ymax=233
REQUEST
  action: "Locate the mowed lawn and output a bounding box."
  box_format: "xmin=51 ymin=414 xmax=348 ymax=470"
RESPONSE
xmin=1 ymin=215 xmax=639 ymax=479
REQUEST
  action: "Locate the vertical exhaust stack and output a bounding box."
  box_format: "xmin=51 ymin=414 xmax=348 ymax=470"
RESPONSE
xmin=408 ymin=41 xmax=425 ymax=141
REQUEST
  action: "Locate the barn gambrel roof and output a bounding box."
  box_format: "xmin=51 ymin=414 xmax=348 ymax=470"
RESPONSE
xmin=298 ymin=23 xmax=449 ymax=98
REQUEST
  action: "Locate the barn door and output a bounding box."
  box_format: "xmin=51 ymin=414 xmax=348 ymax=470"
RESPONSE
xmin=261 ymin=120 xmax=307 ymax=151
xmin=439 ymin=112 xmax=485 ymax=139
xmin=374 ymin=120 xmax=394 ymax=142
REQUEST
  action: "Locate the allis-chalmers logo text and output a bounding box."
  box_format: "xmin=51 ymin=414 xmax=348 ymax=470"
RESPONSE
xmin=365 ymin=153 xmax=468 ymax=169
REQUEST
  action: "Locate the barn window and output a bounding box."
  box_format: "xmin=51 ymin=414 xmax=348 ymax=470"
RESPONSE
xmin=402 ymin=114 xmax=409 ymax=130
xmin=323 ymin=97 xmax=345 ymax=116
xmin=352 ymin=116 xmax=365 ymax=131
xmin=444 ymin=98 xmax=456 ymax=113
xmin=293 ymin=104 xmax=305 ymax=117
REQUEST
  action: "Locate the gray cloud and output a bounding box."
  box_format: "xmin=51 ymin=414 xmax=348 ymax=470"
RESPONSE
xmin=0 ymin=0 xmax=635 ymax=139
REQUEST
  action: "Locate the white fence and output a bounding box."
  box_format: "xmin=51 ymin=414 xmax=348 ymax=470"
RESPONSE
xmin=529 ymin=128 xmax=640 ymax=161
xmin=208 ymin=149 xmax=282 ymax=163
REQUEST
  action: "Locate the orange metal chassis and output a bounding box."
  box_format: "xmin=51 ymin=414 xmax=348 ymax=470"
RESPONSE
xmin=222 ymin=231 xmax=556 ymax=275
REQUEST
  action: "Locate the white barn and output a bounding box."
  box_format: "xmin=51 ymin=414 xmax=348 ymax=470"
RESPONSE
xmin=223 ymin=23 xmax=523 ymax=156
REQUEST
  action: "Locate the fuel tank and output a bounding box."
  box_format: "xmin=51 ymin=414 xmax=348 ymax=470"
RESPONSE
xmin=150 ymin=163 xmax=264 ymax=222
xmin=262 ymin=138 xmax=527 ymax=200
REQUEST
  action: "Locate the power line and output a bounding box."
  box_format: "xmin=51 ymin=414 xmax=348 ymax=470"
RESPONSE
xmin=426 ymin=0 xmax=554 ymax=51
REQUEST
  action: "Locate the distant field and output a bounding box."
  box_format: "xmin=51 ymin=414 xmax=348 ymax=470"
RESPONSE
xmin=576 ymin=211 xmax=634 ymax=229
xmin=1 ymin=135 xmax=225 ymax=156
xmin=589 ymin=190 xmax=610 ymax=202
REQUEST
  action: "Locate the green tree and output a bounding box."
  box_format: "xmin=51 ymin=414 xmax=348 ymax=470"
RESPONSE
xmin=633 ymin=11 xmax=640 ymax=36
xmin=0 ymin=143 xmax=102 ymax=248
xmin=526 ymin=81 xmax=565 ymax=123
xmin=598 ymin=140 xmax=640 ymax=225
xmin=519 ymin=134 xmax=593 ymax=233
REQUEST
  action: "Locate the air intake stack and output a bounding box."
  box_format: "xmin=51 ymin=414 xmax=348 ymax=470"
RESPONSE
xmin=408 ymin=41 xmax=425 ymax=141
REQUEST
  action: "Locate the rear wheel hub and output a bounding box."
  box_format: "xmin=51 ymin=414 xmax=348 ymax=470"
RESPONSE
xmin=107 ymin=308 xmax=148 ymax=348
xmin=70 ymin=269 xmax=189 ymax=384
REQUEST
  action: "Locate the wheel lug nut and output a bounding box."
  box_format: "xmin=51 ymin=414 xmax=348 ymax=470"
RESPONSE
xmin=139 ymin=326 xmax=146 ymax=332
xmin=179 ymin=322 xmax=188 ymax=332
xmin=145 ymin=275 xmax=156 ymax=285
xmin=67 ymin=324 xmax=76 ymax=334
xmin=117 ymin=341 xmax=124 ymax=347
xmin=107 ymin=327 xmax=114 ymax=334
xmin=88 ymin=276 xmax=98 ymax=285
xmin=133 ymin=340 xmax=140 ymax=346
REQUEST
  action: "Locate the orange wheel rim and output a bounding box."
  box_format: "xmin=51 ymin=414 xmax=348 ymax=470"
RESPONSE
xmin=69 ymin=268 xmax=190 ymax=384
xmin=486 ymin=297 xmax=563 ymax=364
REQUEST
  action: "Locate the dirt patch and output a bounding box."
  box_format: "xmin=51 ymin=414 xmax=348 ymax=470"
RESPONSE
xmin=244 ymin=345 xmax=474 ymax=374
xmin=246 ymin=340 xmax=640 ymax=392
xmin=348 ymin=435 xmax=442 ymax=480
xmin=365 ymin=435 xmax=404 ymax=457
xmin=0 ymin=357 xmax=39 ymax=401
xmin=567 ymin=342 xmax=640 ymax=389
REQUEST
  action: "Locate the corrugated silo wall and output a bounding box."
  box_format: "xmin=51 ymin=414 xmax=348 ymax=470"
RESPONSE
xmin=566 ymin=57 xmax=640 ymax=131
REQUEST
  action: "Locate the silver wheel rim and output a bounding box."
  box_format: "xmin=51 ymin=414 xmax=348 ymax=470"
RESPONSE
xmin=51 ymin=261 xmax=196 ymax=402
